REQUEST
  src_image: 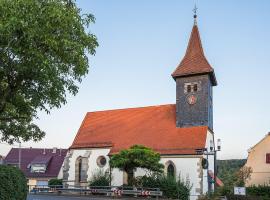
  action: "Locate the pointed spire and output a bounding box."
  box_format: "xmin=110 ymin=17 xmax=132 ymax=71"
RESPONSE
xmin=193 ymin=4 xmax=198 ymax=25
xmin=172 ymin=13 xmax=217 ymax=86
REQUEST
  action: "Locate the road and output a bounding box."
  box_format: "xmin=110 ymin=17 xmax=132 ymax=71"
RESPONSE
xmin=27 ymin=194 xmax=112 ymax=200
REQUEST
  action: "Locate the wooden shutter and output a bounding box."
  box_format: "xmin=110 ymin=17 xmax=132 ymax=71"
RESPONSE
xmin=266 ymin=153 xmax=270 ymax=164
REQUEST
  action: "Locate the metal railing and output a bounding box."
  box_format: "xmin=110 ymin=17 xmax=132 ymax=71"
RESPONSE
xmin=28 ymin=184 xmax=163 ymax=199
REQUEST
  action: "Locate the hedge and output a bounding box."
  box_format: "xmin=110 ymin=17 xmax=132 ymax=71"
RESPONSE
xmin=0 ymin=165 xmax=27 ymax=200
xmin=246 ymin=185 xmax=270 ymax=198
xmin=226 ymin=194 xmax=270 ymax=200
xmin=48 ymin=178 xmax=63 ymax=188
xmin=89 ymin=169 xmax=110 ymax=187
xmin=137 ymin=174 xmax=191 ymax=200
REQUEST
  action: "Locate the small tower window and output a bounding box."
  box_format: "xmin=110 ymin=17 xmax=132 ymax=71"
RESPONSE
xmin=184 ymin=82 xmax=200 ymax=93
xmin=187 ymin=85 xmax=192 ymax=93
xmin=193 ymin=84 xmax=198 ymax=92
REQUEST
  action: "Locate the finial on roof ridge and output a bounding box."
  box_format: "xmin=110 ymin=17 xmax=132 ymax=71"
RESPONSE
xmin=193 ymin=4 xmax=198 ymax=25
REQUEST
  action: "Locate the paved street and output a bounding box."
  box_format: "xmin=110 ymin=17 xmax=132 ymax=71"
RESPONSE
xmin=27 ymin=194 xmax=111 ymax=200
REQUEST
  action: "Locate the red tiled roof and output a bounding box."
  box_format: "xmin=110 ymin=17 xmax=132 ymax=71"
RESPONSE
xmin=4 ymin=148 xmax=67 ymax=178
xmin=172 ymin=24 xmax=217 ymax=86
xmin=70 ymin=104 xmax=209 ymax=155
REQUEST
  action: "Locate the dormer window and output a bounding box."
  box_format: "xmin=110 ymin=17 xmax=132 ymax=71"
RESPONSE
xmin=31 ymin=164 xmax=46 ymax=173
xmin=30 ymin=155 xmax=52 ymax=173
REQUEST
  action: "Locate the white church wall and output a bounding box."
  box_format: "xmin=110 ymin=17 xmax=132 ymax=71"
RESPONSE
xmin=66 ymin=148 xmax=111 ymax=183
xmin=57 ymin=162 xmax=64 ymax=179
xmin=66 ymin=147 xmax=212 ymax=200
xmin=161 ymin=156 xmax=201 ymax=200
xmin=111 ymin=168 xmax=124 ymax=186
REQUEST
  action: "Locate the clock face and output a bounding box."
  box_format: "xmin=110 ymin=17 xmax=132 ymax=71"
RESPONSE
xmin=187 ymin=95 xmax=197 ymax=105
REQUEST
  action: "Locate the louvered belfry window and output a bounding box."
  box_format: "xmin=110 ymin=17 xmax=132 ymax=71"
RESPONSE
xmin=266 ymin=153 xmax=270 ymax=164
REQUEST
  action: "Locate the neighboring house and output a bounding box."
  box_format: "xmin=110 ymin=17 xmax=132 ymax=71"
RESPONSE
xmin=63 ymin=15 xmax=221 ymax=200
xmin=4 ymin=148 xmax=67 ymax=186
xmin=245 ymin=133 xmax=270 ymax=186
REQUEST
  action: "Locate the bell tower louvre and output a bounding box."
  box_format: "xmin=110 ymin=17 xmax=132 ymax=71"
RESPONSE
xmin=172 ymin=13 xmax=217 ymax=131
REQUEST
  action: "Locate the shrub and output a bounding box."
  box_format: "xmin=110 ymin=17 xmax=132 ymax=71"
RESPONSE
xmin=246 ymin=185 xmax=270 ymax=199
xmin=137 ymin=174 xmax=191 ymax=200
xmin=226 ymin=194 xmax=270 ymax=200
xmin=89 ymin=169 xmax=110 ymax=186
xmin=48 ymin=178 xmax=63 ymax=188
xmin=0 ymin=165 xmax=27 ymax=200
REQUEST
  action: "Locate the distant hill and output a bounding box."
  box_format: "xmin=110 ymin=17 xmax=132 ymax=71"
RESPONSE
xmin=217 ymin=159 xmax=247 ymax=183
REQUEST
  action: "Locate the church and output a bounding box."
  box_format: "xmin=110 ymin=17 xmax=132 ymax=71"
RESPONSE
xmin=63 ymin=14 xmax=220 ymax=200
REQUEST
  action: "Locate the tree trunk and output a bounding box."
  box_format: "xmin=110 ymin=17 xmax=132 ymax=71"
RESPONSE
xmin=127 ymin=169 xmax=134 ymax=186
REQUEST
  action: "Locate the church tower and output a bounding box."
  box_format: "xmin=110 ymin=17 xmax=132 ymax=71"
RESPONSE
xmin=172 ymin=13 xmax=217 ymax=131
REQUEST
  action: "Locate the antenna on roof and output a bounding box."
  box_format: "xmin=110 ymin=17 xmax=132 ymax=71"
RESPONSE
xmin=193 ymin=4 xmax=198 ymax=25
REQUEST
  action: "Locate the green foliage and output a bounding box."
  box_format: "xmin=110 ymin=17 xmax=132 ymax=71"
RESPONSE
xmin=48 ymin=178 xmax=63 ymax=187
xmin=0 ymin=0 xmax=98 ymax=143
xmin=225 ymin=194 xmax=270 ymax=200
xmin=217 ymin=159 xmax=246 ymax=186
xmin=246 ymin=185 xmax=270 ymax=199
xmin=136 ymin=174 xmax=191 ymax=199
xmin=110 ymin=145 xmax=164 ymax=185
xmin=0 ymin=165 xmax=27 ymax=200
xmin=89 ymin=169 xmax=110 ymax=186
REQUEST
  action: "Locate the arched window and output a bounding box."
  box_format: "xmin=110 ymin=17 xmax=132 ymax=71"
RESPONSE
xmin=75 ymin=157 xmax=88 ymax=185
xmin=78 ymin=158 xmax=82 ymax=182
xmin=167 ymin=163 xmax=175 ymax=177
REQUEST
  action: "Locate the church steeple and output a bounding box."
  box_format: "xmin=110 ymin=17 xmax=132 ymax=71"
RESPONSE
xmin=173 ymin=13 xmax=217 ymax=130
xmin=172 ymin=15 xmax=217 ymax=86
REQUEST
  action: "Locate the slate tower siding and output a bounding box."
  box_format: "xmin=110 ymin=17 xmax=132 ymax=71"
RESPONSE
xmin=176 ymin=74 xmax=213 ymax=130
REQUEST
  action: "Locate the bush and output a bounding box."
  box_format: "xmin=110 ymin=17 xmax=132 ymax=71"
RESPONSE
xmin=48 ymin=178 xmax=63 ymax=187
xmin=226 ymin=194 xmax=270 ymax=200
xmin=246 ymin=185 xmax=270 ymax=199
xmin=0 ymin=165 xmax=27 ymax=200
xmin=136 ymin=174 xmax=191 ymax=200
xmin=89 ymin=169 xmax=110 ymax=186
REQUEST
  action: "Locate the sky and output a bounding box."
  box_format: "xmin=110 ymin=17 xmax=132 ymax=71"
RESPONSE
xmin=1 ymin=1 xmax=270 ymax=160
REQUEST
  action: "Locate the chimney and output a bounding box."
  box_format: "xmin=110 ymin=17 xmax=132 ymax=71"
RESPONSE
xmin=52 ymin=147 xmax=57 ymax=154
xmin=59 ymin=148 xmax=62 ymax=156
xmin=43 ymin=148 xmax=46 ymax=155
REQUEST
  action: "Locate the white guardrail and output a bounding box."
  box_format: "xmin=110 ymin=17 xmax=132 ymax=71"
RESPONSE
xmin=28 ymin=185 xmax=163 ymax=199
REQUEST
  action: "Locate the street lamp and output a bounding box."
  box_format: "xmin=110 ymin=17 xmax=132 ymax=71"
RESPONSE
xmin=196 ymin=139 xmax=221 ymax=193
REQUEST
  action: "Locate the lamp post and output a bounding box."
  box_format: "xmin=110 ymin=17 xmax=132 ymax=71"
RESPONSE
xmin=196 ymin=139 xmax=221 ymax=193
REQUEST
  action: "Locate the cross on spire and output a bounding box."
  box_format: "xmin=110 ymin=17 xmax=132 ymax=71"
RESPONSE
xmin=193 ymin=4 xmax=198 ymax=25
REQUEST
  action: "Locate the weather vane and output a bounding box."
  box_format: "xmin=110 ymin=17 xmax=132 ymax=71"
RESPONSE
xmin=193 ymin=4 xmax=198 ymax=24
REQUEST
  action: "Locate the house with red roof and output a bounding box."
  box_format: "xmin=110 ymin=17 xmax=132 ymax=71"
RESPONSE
xmin=63 ymin=14 xmax=221 ymax=200
xmin=4 ymin=148 xmax=67 ymax=187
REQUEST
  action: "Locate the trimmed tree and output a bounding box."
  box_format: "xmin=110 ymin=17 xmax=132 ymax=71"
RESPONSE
xmin=0 ymin=165 xmax=27 ymax=200
xmin=109 ymin=145 xmax=164 ymax=186
xmin=0 ymin=0 xmax=98 ymax=144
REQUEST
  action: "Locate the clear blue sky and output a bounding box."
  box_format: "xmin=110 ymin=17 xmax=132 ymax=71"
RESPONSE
xmin=1 ymin=1 xmax=270 ymax=159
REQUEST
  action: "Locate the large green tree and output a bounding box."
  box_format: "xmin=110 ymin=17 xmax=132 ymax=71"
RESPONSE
xmin=0 ymin=0 xmax=98 ymax=143
xmin=109 ymin=145 xmax=164 ymax=186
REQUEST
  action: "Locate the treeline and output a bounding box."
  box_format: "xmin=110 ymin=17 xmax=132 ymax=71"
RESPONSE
xmin=217 ymin=159 xmax=247 ymax=184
